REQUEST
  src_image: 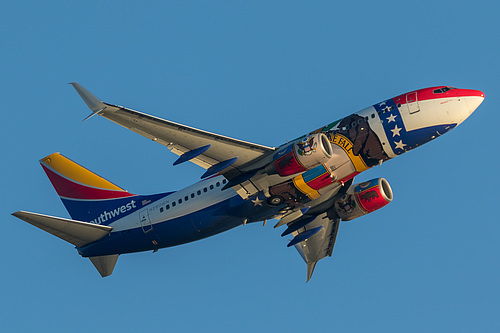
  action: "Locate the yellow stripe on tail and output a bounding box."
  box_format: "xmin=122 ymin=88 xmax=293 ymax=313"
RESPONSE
xmin=40 ymin=153 xmax=125 ymax=191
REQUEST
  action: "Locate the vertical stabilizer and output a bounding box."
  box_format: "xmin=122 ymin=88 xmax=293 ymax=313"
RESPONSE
xmin=40 ymin=153 xmax=137 ymax=224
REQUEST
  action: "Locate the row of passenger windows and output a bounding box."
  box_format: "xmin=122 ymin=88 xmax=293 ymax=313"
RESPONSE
xmin=159 ymin=178 xmax=228 ymax=213
xmin=332 ymin=113 xmax=377 ymax=132
xmin=333 ymin=105 xmax=399 ymax=132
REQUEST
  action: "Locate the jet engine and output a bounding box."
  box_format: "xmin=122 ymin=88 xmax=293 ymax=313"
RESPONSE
xmin=266 ymin=133 xmax=332 ymax=177
xmin=334 ymin=178 xmax=393 ymax=221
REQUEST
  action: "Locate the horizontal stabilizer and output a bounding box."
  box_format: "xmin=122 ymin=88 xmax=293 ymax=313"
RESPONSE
xmin=89 ymin=255 xmax=119 ymax=277
xmin=12 ymin=211 xmax=112 ymax=248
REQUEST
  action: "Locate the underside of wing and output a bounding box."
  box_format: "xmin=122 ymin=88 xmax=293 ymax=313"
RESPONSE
xmin=274 ymin=183 xmax=348 ymax=282
xmin=291 ymin=213 xmax=341 ymax=282
xmin=70 ymin=83 xmax=275 ymax=177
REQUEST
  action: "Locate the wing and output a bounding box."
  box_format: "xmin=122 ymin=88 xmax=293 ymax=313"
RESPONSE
xmin=70 ymin=83 xmax=275 ymax=178
xmin=280 ymin=212 xmax=341 ymax=282
xmin=275 ymin=181 xmax=351 ymax=282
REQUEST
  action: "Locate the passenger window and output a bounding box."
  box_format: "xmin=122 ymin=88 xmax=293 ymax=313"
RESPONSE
xmin=178 ymin=199 xmax=182 ymax=204
xmin=172 ymin=202 xmax=176 ymax=207
xmin=160 ymin=207 xmax=164 ymax=213
xmin=184 ymin=196 xmax=188 ymax=201
xmin=371 ymin=113 xmax=375 ymax=118
xmin=210 ymin=185 xmax=214 ymax=190
xmin=203 ymin=187 xmax=207 ymax=193
xmin=216 ymin=181 xmax=220 ymax=187
xmin=191 ymin=193 xmax=195 ymax=198
xmin=222 ymin=179 xmax=227 ymax=184
xmin=166 ymin=204 xmax=170 ymax=209
xmin=197 ymin=190 xmax=201 ymax=195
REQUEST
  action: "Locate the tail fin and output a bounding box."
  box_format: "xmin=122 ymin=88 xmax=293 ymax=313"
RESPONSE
xmin=40 ymin=153 xmax=137 ymax=225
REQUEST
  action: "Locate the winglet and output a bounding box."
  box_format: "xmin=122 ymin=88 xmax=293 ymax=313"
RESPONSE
xmin=306 ymin=261 xmax=317 ymax=282
xmin=69 ymin=82 xmax=107 ymax=113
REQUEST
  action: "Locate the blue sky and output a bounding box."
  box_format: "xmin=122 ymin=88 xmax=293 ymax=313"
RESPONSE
xmin=2 ymin=1 xmax=499 ymax=332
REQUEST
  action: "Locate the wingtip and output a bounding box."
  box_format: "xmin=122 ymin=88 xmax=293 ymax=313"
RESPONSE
xmin=11 ymin=211 xmax=23 ymax=218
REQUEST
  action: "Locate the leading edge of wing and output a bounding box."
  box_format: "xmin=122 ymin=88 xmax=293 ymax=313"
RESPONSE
xmin=102 ymin=102 xmax=275 ymax=153
xmin=70 ymin=82 xmax=275 ymax=171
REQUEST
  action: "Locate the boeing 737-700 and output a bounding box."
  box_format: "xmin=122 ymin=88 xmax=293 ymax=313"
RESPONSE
xmin=12 ymin=83 xmax=484 ymax=281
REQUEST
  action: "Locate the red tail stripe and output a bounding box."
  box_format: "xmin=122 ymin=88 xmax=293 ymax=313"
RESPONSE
xmin=42 ymin=165 xmax=135 ymax=200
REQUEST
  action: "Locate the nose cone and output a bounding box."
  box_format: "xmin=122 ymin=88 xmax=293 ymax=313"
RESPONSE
xmin=464 ymin=89 xmax=485 ymax=114
xmin=454 ymin=89 xmax=484 ymax=124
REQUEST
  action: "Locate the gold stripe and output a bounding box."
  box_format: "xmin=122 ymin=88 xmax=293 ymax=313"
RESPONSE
xmin=41 ymin=153 xmax=125 ymax=191
xmin=330 ymin=134 xmax=369 ymax=172
xmin=293 ymin=175 xmax=321 ymax=200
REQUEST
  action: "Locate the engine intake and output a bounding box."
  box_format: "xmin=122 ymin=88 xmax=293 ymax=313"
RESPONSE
xmin=266 ymin=133 xmax=332 ymax=177
xmin=334 ymin=178 xmax=393 ymax=221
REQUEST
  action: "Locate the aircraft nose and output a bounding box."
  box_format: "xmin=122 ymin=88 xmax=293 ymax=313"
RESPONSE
xmin=463 ymin=89 xmax=485 ymax=114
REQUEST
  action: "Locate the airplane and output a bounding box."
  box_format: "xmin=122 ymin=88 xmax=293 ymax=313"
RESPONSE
xmin=12 ymin=83 xmax=484 ymax=281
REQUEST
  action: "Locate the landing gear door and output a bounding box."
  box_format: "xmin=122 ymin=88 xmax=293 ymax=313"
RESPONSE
xmin=406 ymin=92 xmax=420 ymax=114
xmin=139 ymin=209 xmax=153 ymax=233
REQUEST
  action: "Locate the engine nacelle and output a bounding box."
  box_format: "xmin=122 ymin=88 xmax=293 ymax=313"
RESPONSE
xmin=334 ymin=178 xmax=393 ymax=221
xmin=266 ymin=133 xmax=332 ymax=177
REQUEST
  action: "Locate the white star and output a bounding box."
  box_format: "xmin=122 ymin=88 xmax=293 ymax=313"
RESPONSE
xmin=391 ymin=125 xmax=402 ymax=137
xmin=394 ymin=140 xmax=407 ymax=150
xmin=386 ymin=114 xmax=397 ymax=123
xmin=251 ymin=197 xmax=263 ymax=206
xmin=382 ymin=106 xmax=392 ymax=113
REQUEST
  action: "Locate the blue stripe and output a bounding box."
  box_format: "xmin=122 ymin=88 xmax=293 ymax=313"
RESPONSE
xmin=302 ymin=164 xmax=328 ymax=183
xmin=77 ymin=192 xmax=282 ymax=257
xmin=62 ymin=192 xmax=174 ymax=224
xmin=373 ymin=99 xmax=457 ymax=155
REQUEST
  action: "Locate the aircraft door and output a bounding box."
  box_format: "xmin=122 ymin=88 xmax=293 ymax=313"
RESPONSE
xmin=139 ymin=209 xmax=153 ymax=233
xmin=406 ymin=92 xmax=420 ymax=114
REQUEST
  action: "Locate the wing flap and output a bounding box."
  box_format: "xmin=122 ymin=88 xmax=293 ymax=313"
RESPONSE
xmin=12 ymin=211 xmax=112 ymax=248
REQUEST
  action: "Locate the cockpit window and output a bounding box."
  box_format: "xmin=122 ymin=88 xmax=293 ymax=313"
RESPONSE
xmin=433 ymin=87 xmax=456 ymax=94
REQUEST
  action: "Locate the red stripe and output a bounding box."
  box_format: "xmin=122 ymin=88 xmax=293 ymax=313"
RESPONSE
xmin=306 ymin=173 xmax=334 ymax=190
xmin=392 ymin=87 xmax=484 ymax=105
xmin=42 ymin=165 xmax=134 ymax=200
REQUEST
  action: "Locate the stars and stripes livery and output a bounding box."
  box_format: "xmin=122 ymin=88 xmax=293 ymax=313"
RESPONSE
xmin=12 ymin=84 xmax=484 ymax=281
